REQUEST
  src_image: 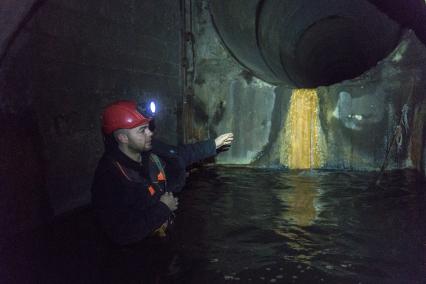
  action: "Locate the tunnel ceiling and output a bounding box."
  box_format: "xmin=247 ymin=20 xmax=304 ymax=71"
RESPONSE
xmin=368 ymin=0 xmax=426 ymax=44
xmin=210 ymin=0 xmax=425 ymax=88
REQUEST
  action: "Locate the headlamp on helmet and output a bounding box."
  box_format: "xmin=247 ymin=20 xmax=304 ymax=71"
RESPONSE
xmin=137 ymin=100 xmax=157 ymax=119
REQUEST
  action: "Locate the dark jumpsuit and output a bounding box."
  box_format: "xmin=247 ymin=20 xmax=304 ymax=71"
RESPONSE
xmin=91 ymin=138 xmax=217 ymax=246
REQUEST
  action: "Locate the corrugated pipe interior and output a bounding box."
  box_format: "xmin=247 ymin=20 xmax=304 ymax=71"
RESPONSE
xmin=210 ymin=0 xmax=402 ymax=88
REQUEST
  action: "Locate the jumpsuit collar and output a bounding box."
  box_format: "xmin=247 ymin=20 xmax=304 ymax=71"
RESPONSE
xmin=110 ymin=146 xmax=149 ymax=170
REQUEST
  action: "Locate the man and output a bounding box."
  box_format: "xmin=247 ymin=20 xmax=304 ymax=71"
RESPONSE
xmin=91 ymin=100 xmax=233 ymax=246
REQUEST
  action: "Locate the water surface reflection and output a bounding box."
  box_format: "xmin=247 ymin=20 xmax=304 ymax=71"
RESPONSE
xmin=171 ymin=168 xmax=425 ymax=283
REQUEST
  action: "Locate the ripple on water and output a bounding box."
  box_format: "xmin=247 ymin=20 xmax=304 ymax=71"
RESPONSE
xmin=173 ymin=168 xmax=425 ymax=283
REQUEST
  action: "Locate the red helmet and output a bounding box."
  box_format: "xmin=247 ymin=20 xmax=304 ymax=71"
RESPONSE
xmin=102 ymin=100 xmax=151 ymax=134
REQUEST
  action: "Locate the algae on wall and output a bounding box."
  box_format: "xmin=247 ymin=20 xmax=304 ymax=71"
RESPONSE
xmin=266 ymin=31 xmax=426 ymax=172
xmin=190 ymin=0 xmax=275 ymax=164
xmin=192 ymin=0 xmax=426 ymax=173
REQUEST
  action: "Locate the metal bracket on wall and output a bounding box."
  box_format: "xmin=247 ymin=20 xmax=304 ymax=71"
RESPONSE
xmin=180 ymin=0 xmax=195 ymax=143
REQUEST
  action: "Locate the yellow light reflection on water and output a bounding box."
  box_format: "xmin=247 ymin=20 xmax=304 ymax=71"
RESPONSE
xmin=280 ymin=89 xmax=325 ymax=169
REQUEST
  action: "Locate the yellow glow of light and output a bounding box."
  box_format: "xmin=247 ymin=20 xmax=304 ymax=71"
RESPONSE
xmin=280 ymin=89 xmax=325 ymax=169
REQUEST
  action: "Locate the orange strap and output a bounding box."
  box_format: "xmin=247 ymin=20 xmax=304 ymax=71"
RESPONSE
xmin=152 ymin=223 xmax=167 ymax=237
xmin=114 ymin=160 xmax=159 ymax=197
xmin=157 ymin=171 xmax=166 ymax=181
xmin=114 ymin=161 xmax=131 ymax=181
xmin=148 ymin=185 xmax=156 ymax=196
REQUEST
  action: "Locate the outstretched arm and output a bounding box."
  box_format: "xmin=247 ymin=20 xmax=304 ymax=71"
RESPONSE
xmin=152 ymin=132 xmax=234 ymax=167
xmin=178 ymin=132 xmax=234 ymax=166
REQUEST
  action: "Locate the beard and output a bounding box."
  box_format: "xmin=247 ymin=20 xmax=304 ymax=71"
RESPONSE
xmin=128 ymin=139 xmax=151 ymax=153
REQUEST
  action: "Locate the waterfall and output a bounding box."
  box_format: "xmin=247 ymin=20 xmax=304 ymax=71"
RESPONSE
xmin=280 ymin=89 xmax=325 ymax=169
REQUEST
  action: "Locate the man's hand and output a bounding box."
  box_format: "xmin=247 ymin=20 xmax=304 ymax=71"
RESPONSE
xmin=215 ymin=133 xmax=234 ymax=149
xmin=160 ymin=192 xmax=178 ymax=211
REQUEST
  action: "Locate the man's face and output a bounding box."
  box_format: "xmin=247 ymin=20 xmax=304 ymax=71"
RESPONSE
xmin=126 ymin=123 xmax=153 ymax=152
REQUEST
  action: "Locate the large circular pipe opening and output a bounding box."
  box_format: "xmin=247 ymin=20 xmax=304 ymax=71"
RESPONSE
xmin=210 ymin=0 xmax=402 ymax=87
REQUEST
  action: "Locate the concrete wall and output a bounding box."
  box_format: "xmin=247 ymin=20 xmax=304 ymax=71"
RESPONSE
xmin=0 ymin=0 xmax=182 ymax=241
xmin=189 ymin=0 xmax=276 ymax=164
xmin=191 ymin=0 xmax=426 ymax=174
xmin=260 ymin=31 xmax=426 ymax=172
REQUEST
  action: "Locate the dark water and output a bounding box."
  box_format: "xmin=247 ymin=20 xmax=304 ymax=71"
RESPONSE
xmin=1 ymin=168 xmax=425 ymax=284
xmin=169 ymin=167 xmax=426 ymax=284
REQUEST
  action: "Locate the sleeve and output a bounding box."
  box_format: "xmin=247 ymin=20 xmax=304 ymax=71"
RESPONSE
xmin=151 ymin=139 xmax=217 ymax=193
xmin=91 ymin=166 xmax=171 ymax=245
xmin=126 ymin=199 xmax=171 ymax=242
xmin=152 ymin=139 xmax=217 ymax=167
xmin=176 ymin=139 xmax=217 ymax=167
